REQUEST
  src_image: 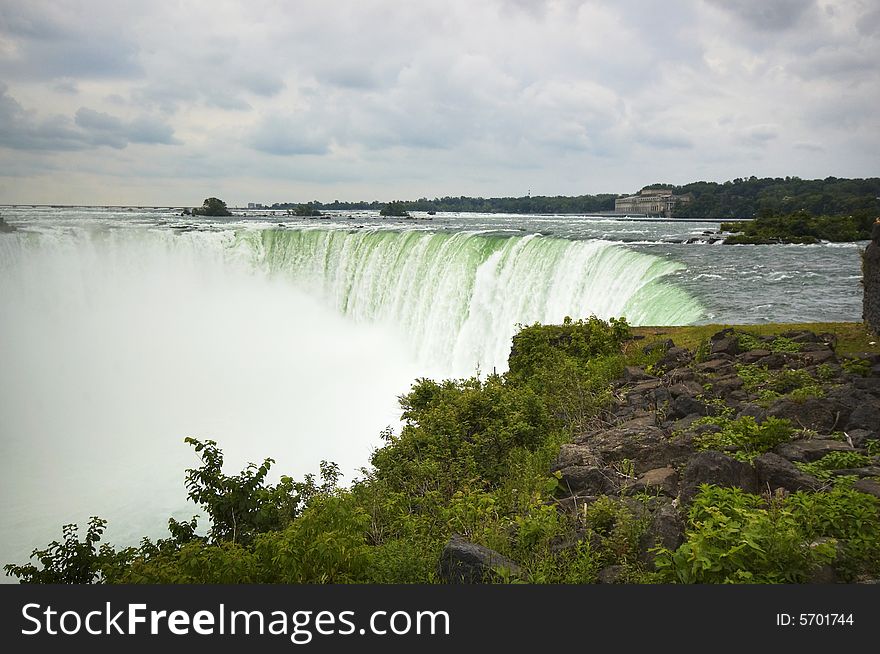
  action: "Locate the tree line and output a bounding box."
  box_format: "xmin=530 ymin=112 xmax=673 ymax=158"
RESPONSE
xmin=267 ymin=177 xmax=880 ymax=219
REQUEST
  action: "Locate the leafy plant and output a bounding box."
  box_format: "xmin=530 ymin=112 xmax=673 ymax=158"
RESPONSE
xmin=692 ymin=415 xmax=794 ymax=461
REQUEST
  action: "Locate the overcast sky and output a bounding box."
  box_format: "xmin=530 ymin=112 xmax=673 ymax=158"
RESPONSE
xmin=0 ymin=0 xmax=878 ymax=205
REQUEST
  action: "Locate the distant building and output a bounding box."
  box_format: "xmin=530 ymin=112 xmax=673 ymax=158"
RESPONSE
xmin=247 ymin=202 xmax=265 ymax=209
xmin=614 ymin=188 xmax=691 ymax=218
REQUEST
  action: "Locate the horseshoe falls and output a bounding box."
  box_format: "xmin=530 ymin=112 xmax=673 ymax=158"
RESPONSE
xmin=239 ymin=227 xmax=704 ymax=374
xmin=0 ymin=215 xmax=704 ymax=576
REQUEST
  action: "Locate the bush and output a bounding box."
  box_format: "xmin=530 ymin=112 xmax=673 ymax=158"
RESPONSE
xmin=693 ymin=416 xmax=794 ymax=461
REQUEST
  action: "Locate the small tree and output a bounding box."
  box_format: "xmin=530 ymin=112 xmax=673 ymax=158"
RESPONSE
xmin=192 ymin=197 xmax=232 ymax=217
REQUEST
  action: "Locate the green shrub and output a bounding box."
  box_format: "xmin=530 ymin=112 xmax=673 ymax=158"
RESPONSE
xmin=654 ymin=485 xmax=836 ymax=583
xmin=693 ymin=416 xmax=794 ymax=461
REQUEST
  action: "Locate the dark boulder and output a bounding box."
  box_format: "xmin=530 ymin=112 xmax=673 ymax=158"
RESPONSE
xmin=679 ymin=451 xmax=758 ymax=503
xmin=766 ymin=397 xmax=847 ymax=433
xmin=557 ymin=466 xmax=615 ymax=495
xmin=639 ymin=503 xmax=685 ymax=566
xmin=643 ymin=339 xmax=674 ymax=355
xmin=658 ymin=346 xmax=692 ymax=370
xmin=623 ymin=366 xmax=656 ymax=383
xmin=667 ymin=395 xmax=714 ymax=421
xmin=709 ymin=329 xmax=741 ymax=357
xmin=774 ymin=439 xmax=855 ymax=463
xmin=578 ymin=425 xmax=692 ymax=473
xmin=438 ymin=535 xmax=523 ymax=583
xmin=853 ymin=479 xmax=880 ymax=500
xmin=740 ymin=349 xmax=771 ymax=364
xmin=845 ymin=403 xmax=880 ymax=432
xmin=753 ymin=452 xmax=820 ymax=492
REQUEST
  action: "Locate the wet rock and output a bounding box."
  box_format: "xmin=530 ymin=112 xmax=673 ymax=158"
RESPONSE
xmin=774 ymin=439 xmax=855 ymax=463
xmin=438 ymin=535 xmax=523 ymax=583
xmin=753 ymin=452 xmax=820 ymax=492
xmin=679 ymin=451 xmax=758 ymax=503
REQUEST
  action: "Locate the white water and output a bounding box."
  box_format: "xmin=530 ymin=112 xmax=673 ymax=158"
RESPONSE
xmin=0 ymin=222 xmax=702 ymax=574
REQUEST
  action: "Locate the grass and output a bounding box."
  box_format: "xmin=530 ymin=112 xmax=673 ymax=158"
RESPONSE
xmin=631 ymin=322 xmax=879 ymax=357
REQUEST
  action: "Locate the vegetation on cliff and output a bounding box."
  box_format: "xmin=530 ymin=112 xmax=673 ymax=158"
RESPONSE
xmin=721 ymin=210 xmax=876 ymax=244
xmin=6 ymin=319 xmax=880 ymax=584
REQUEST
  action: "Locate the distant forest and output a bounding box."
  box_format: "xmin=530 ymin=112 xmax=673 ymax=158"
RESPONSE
xmin=270 ymin=176 xmax=880 ymax=219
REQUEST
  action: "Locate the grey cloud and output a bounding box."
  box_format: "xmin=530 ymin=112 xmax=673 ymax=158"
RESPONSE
xmin=250 ymin=115 xmax=330 ymax=156
xmin=0 ymin=84 xmax=178 ymax=152
xmin=704 ymin=0 xmax=815 ymax=31
xmin=52 ymin=79 xmax=79 ymax=94
xmin=787 ymin=46 xmax=879 ymax=80
xmin=0 ymin=4 xmax=142 ymax=80
xmin=741 ymin=124 xmax=779 ymax=145
xmin=857 ymin=7 xmax=880 ymax=37
xmin=235 ymin=72 xmax=285 ymax=97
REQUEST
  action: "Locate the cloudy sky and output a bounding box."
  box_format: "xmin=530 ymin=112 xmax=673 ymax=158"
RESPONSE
xmin=0 ymin=0 xmax=878 ymax=205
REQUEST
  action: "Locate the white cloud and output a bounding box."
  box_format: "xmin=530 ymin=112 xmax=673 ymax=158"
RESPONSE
xmin=0 ymin=0 xmax=876 ymax=204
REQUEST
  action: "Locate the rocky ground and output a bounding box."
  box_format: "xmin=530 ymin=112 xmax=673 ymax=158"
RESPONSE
xmin=440 ymin=328 xmax=880 ymax=583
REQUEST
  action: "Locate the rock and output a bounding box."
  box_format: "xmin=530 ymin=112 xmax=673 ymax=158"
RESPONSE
xmin=853 ymin=479 xmax=880 ymax=500
xmin=774 ymin=439 xmax=855 ymax=463
xmin=740 ymin=349 xmax=771 ymax=364
xmin=712 ymin=375 xmax=744 ymax=395
xmin=639 ymin=503 xmax=685 ymax=566
xmin=845 ymin=403 xmax=880 ymax=432
xmin=737 ymin=404 xmax=767 ymax=422
xmin=575 ymin=425 xmax=692 ymax=473
xmin=624 ymin=467 xmax=679 ymax=497
xmin=438 ymin=535 xmax=523 ymax=583
xmin=667 ymin=395 xmax=713 ymax=421
xmin=803 ymin=349 xmax=837 ymax=365
xmin=679 ymin=451 xmax=758 ymax=503
xmin=845 ymin=429 xmax=874 ymax=448
xmin=695 ymin=359 xmax=734 ymax=374
xmin=759 ymin=353 xmax=787 ymax=370
xmin=557 ymin=466 xmax=614 ymax=495
xmin=709 ymin=329 xmax=741 ymax=357
xmin=551 ymin=443 xmax=602 ymax=471
xmin=753 ymin=452 xmax=820 ymax=492
xmin=623 ymin=366 xmax=656 ymax=383
xmin=658 ymin=346 xmax=692 ymax=370
xmin=668 ymin=381 xmax=705 ymax=398
xmin=830 ymin=466 xmax=880 ymax=478
xmin=766 ymin=397 xmax=847 ymax=433
xmin=597 ymin=565 xmax=626 ymax=584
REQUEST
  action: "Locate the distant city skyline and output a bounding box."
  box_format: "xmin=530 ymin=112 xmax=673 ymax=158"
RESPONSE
xmin=1 ymin=0 xmax=878 ymax=205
